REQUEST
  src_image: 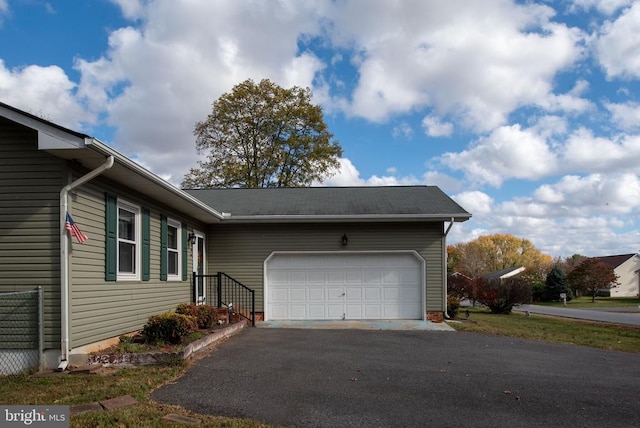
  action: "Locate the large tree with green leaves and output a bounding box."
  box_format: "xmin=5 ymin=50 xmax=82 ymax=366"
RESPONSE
xmin=182 ymin=78 xmax=343 ymax=188
xmin=567 ymin=258 xmax=618 ymax=302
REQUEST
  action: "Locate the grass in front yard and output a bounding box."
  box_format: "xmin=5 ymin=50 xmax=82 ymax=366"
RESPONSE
xmin=0 ymin=365 xmax=269 ymax=428
xmin=536 ymin=296 xmax=640 ymax=308
xmin=450 ymin=308 xmax=640 ymax=353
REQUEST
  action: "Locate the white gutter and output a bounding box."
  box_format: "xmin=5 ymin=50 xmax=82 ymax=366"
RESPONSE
xmin=443 ymin=217 xmax=455 ymax=320
xmin=58 ymin=153 xmax=114 ymax=370
xmin=86 ymin=138 xmax=225 ymax=221
xmin=220 ymin=213 xmax=470 ymax=223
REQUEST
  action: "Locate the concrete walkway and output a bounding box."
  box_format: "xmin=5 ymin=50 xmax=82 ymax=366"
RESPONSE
xmin=257 ymin=319 xmax=455 ymax=331
xmin=518 ymin=304 xmax=640 ymax=326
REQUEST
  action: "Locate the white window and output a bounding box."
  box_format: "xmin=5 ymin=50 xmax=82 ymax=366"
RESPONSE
xmin=118 ymin=200 xmax=140 ymax=280
xmin=167 ymin=219 xmax=181 ymax=280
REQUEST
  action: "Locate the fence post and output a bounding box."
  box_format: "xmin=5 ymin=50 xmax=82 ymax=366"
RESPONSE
xmin=38 ymin=286 xmax=44 ymax=371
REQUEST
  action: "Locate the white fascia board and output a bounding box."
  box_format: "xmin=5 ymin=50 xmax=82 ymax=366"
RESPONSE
xmin=219 ymin=213 xmax=472 ymax=223
xmin=0 ymin=105 xmax=87 ymax=150
xmin=85 ymin=138 xmax=226 ymax=221
xmin=500 ymin=266 xmax=526 ymax=279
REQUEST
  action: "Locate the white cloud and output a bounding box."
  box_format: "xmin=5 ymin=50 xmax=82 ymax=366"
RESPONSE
xmin=0 ymin=60 xmax=93 ymax=129
xmin=440 ymin=124 xmax=558 ymax=187
xmin=570 ymin=0 xmax=634 ymax=16
xmin=75 ymin=0 xmax=329 ymax=182
xmin=453 ymin=191 xmax=494 ymax=215
xmin=422 ymin=115 xmax=453 ymax=137
xmin=562 ymin=128 xmax=640 ymax=172
xmin=594 ymin=2 xmax=640 ymax=79
xmin=422 ymin=171 xmax=462 ymax=193
xmin=326 ymin=0 xmax=585 ymax=131
xmin=0 ymin=0 xmax=8 ymax=25
xmin=392 ymin=122 xmax=413 ymax=139
xmin=324 ymin=158 xmax=422 ymax=187
xmin=605 ymin=101 xmax=640 ymax=131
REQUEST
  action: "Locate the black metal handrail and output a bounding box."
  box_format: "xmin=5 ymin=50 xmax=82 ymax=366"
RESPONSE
xmin=192 ymin=272 xmax=255 ymax=326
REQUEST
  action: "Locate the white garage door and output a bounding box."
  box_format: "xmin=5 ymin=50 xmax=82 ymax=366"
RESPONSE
xmin=265 ymin=252 xmax=424 ymax=320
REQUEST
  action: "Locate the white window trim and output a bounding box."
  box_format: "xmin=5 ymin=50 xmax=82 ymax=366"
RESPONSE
xmin=167 ymin=218 xmax=181 ymax=281
xmin=117 ymin=199 xmax=141 ymax=281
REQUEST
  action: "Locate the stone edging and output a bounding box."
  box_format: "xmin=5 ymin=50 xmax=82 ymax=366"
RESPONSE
xmin=86 ymin=321 xmax=247 ymax=367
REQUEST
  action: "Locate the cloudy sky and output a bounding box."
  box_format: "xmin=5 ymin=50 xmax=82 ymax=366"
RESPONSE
xmin=1 ymin=0 xmax=640 ymax=258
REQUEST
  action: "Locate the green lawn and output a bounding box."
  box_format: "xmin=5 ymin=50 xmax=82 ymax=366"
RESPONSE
xmin=451 ymin=307 xmax=640 ymax=353
xmin=535 ymin=296 xmax=640 ymax=308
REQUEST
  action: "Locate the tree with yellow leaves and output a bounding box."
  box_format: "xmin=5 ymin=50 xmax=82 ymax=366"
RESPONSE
xmin=447 ymin=233 xmax=553 ymax=284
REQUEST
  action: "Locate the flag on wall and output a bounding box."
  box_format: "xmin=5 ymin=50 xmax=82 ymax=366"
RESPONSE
xmin=65 ymin=213 xmax=88 ymax=244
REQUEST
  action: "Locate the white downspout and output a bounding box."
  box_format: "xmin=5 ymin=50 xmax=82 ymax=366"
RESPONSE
xmin=443 ymin=217 xmax=455 ymax=320
xmin=58 ymin=154 xmax=114 ymax=370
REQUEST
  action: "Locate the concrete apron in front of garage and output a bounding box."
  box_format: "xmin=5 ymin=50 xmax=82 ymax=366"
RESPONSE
xmin=257 ymin=319 xmax=455 ymax=331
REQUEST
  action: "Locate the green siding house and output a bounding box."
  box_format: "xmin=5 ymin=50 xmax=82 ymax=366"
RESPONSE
xmin=0 ymin=101 xmax=470 ymax=372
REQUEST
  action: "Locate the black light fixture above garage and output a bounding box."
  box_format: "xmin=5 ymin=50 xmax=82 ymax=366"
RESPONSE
xmin=342 ymin=234 xmax=348 ymax=246
xmin=188 ymin=232 xmax=197 ymax=245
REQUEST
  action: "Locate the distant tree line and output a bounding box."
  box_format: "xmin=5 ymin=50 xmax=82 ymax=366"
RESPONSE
xmin=447 ymin=234 xmax=619 ymax=315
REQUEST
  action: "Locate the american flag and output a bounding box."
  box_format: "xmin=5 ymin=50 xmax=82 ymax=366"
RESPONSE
xmin=65 ymin=213 xmax=88 ymax=244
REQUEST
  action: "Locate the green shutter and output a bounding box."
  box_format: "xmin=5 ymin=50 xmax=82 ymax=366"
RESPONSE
xmin=182 ymin=223 xmax=188 ymax=281
xmin=142 ymin=208 xmax=150 ymax=281
xmin=105 ymin=193 xmax=117 ymax=281
xmin=160 ymin=214 xmax=167 ymax=281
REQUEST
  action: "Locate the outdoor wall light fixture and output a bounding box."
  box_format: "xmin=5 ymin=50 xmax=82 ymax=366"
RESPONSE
xmin=342 ymin=234 xmax=348 ymax=246
xmin=188 ymin=232 xmax=197 ymax=245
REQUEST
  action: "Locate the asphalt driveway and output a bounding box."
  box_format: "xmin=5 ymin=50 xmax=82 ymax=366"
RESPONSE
xmin=152 ymin=328 xmax=640 ymax=427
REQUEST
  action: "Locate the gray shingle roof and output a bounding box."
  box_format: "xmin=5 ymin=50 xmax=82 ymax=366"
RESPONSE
xmin=185 ymin=186 xmax=471 ymax=221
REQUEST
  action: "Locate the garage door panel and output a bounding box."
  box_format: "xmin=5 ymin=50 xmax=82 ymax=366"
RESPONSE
xmin=364 ymin=287 xmax=381 ymax=301
xmin=290 ymin=289 xmax=306 ymax=301
xmin=290 ymin=305 xmax=307 ymax=319
xmin=327 ymin=304 xmax=344 ymax=318
xmin=271 ymin=289 xmax=288 ymax=302
xmin=308 ymin=288 xmax=325 ymax=301
xmin=364 ymin=271 xmax=381 ymax=284
xmin=346 ymin=271 xmax=362 ymax=283
xmin=401 ymin=287 xmax=421 ymax=300
xmin=364 ymin=305 xmax=382 ymax=318
xmin=327 ymin=272 xmax=344 ymax=284
xmin=308 ymin=271 xmax=325 ymax=284
xmin=383 ymin=287 xmax=400 ymax=300
xmin=271 ymin=304 xmax=289 ymax=319
xmin=346 ymin=305 xmax=363 ymax=318
xmin=345 ymin=288 xmax=362 ymax=300
xmin=289 ymin=271 xmax=306 ymax=284
xmin=327 ymin=288 xmax=345 ymax=301
xmin=308 ymin=305 xmax=325 ymax=318
xmin=266 ymin=253 xmax=423 ymax=321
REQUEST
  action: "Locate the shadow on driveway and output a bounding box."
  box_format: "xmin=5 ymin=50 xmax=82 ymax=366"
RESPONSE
xmin=152 ymin=328 xmax=640 ymax=428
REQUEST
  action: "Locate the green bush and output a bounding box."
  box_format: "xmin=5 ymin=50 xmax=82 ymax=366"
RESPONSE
xmin=143 ymin=312 xmax=197 ymax=344
xmin=175 ymin=303 xmax=218 ymax=329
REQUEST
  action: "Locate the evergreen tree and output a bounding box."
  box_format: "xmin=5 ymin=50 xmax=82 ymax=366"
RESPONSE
xmin=542 ymin=266 xmax=572 ymax=302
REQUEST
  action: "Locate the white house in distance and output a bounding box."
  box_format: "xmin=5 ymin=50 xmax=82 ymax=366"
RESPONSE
xmin=594 ymin=254 xmax=640 ymax=297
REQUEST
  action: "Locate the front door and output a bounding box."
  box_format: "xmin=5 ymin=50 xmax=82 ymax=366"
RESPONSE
xmin=192 ymin=232 xmax=206 ymax=304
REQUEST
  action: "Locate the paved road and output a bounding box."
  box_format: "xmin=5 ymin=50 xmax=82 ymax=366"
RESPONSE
xmin=152 ymin=328 xmax=640 ymax=427
xmin=518 ymin=304 xmax=640 ymax=326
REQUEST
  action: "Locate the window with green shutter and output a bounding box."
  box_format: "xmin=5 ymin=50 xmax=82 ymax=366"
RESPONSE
xmin=160 ymin=214 xmax=168 ymax=281
xmin=105 ymin=193 xmax=150 ymax=282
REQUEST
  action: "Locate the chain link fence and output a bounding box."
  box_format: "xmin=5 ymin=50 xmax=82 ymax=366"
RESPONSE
xmin=0 ymin=288 xmax=43 ymax=375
